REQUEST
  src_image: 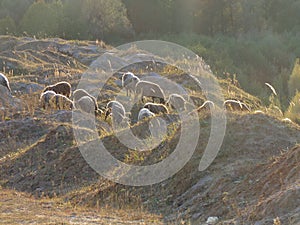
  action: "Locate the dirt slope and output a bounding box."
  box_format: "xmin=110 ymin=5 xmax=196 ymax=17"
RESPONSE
xmin=0 ymin=35 xmax=299 ymax=224
xmin=0 ymin=188 xmax=163 ymax=225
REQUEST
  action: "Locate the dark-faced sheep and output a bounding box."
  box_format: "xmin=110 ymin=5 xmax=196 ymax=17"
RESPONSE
xmin=73 ymin=89 xmax=99 ymax=111
xmin=166 ymin=93 xmax=186 ymax=111
xmin=122 ymin=72 xmax=140 ymax=96
xmin=223 ymin=99 xmax=250 ymax=111
xmin=0 ymin=73 xmax=11 ymax=93
xmin=49 ymin=94 xmax=74 ymax=110
xmin=135 ymin=81 xmax=165 ymax=104
xmin=122 ymin=72 xmax=134 ymax=84
xmin=43 ymin=81 xmax=71 ymax=97
xmin=105 ymin=100 xmax=127 ymax=123
xmin=143 ymin=102 xmax=169 ymax=114
xmin=39 ymin=90 xmax=56 ymax=109
xmin=138 ymin=108 xmax=155 ymax=121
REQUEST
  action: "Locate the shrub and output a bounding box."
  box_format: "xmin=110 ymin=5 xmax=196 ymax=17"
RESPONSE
xmin=0 ymin=16 xmax=16 ymax=35
xmin=285 ymin=91 xmax=300 ymax=123
xmin=19 ymin=0 xmax=63 ymax=38
xmin=288 ymin=58 xmax=300 ymax=97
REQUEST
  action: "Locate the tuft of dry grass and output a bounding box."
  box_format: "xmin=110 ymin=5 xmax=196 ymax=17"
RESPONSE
xmin=0 ymin=188 xmax=163 ymax=225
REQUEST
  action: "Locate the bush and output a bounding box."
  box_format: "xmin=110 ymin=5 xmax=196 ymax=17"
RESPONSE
xmin=19 ymin=0 xmax=63 ymax=38
xmin=285 ymin=91 xmax=300 ymax=123
xmin=81 ymin=0 xmax=133 ymax=41
xmin=0 ymin=16 xmax=16 ymax=35
xmin=288 ymin=58 xmax=300 ymax=97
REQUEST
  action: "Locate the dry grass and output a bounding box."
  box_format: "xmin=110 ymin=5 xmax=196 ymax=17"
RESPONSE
xmin=1 ymin=35 xmax=300 ymax=225
xmin=0 ymin=188 xmax=163 ymax=225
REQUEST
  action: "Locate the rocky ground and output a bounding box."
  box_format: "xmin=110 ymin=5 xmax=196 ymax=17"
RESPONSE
xmin=0 ymin=35 xmax=299 ymax=224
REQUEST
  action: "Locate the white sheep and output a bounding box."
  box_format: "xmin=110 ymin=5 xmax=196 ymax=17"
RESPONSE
xmin=197 ymin=100 xmax=215 ymax=112
xmin=122 ymin=72 xmax=134 ymax=85
xmin=105 ymin=100 xmax=128 ymax=124
xmin=122 ymin=72 xmax=140 ymax=96
xmin=76 ymin=96 xmax=97 ymax=114
xmin=138 ymin=108 xmax=155 ymax=121
xmin=0 ymin=72 xmax=11 ymax=93
xmin=143 ymin=102 xmax=169 ymax=114
xmin=39 ymin=90 xmax=56 ymax=109
xmin=166 ymin=93 xmax=186 ymax=111
xmin=135 ymin=80 xmax=165 ymax=104
xmin=49 ymin=93 xmax=74 ymax=110
xmin=73 ymin=88 xmax=99 ymax=112
xmin=223 ymin=99 xmax=250 ymax=111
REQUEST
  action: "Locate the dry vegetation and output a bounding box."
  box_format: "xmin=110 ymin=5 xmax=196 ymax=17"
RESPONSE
xmin=0 ymin=35 xmax=299 ymax=224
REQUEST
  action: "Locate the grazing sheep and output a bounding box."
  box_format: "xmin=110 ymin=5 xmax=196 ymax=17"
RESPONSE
xmin=282 ymin=118 xmax=292 ymax=123
xmin=166 ymin=93 xmax=186 ymax=111
xmin=223 ymin=99 xmax=250 ymax=111
xmin=138 ymin=108 xmax=155 ymax=121
xmin=76 ymin=96 xmax=100 ymax=114
xmin=135 ymin=80 xmax=165 ymax=104
xmin=122 ymin=72 xmax=140 ymax=96
xmin=122 ymin=72 xmax=134 ymax=84
xmin=49 ymin=94 xmax=74 ymax=110
xmin=39 ymin=90 xmax=56 ymax=109
xmin=189 ymin=95 xmax=204 ymax=107
xmin=73 ymin=89 xmax=99 ymax=111
xmin=0 ymin=72 xmax=11 ymax=93
xmin=105 ymin=100 xmax=127 ymax=123
xmin=143 ymin=102 xmax=169 ymax=114
xmin=43 ymin=81 xmax=71 ymax=97
xmin=196 ymin=100 xmax=215 ymax=112
xmin=126 ymin=76 xmax=140 ymax=97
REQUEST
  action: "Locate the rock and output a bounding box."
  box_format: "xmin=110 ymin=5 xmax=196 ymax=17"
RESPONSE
xmin=12 ymin=82 xmax=44 ymax=94
xmin=206 ymin=216 xmax=218 ymax=224
xmin=0 ymin=85 xmax=18 ymax=109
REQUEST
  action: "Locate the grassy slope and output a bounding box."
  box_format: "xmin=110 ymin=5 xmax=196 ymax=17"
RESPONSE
xmin=0 ymin=35 xmax=299 ymax=224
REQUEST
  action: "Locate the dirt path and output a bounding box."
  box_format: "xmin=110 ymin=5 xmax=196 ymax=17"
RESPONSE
xmin=0 ymin=188 xmax=163 ymax=225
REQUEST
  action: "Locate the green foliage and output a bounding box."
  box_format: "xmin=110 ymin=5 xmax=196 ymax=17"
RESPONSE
xmin=81 ymin=0 xmax=133 ymax=41
xmin=19 ymin=0 xmax=63 ymax=38
xmin=0 ymin=16 xmax=16 ymax=35
xmin=0 ymin=0 xmax=33 ymax=23
xmin=288 ymin=58 xmax=300 ymax=98
xmin=60 ymin=0 xmax=88 ymax=39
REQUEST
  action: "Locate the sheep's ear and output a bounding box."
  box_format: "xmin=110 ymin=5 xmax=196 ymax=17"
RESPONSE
xmin=96 ymin=109 xmax=103 ymax=116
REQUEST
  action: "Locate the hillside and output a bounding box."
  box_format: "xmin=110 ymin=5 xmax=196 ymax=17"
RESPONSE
xmin=0 ymin=35 xmax=299 ymax=225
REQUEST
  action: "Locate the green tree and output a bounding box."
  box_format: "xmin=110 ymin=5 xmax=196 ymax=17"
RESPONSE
xmin=60 ymin=0 xmax=88 ymax=39
xmin=82 ymin=0 xmax=133 ymax=41
xmin=19 ymin=0 xmax=63 ymax=38
xmin=0 ymin=16 xmax=16 ymax=34
xmin=0 ymin=0 xmax=34 ymax=24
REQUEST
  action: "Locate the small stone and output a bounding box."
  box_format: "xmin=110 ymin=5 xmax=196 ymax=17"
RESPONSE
xmin=206 ymin=216 xmax=218 ymax=224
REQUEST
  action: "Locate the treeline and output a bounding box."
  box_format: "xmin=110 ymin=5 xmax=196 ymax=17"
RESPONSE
xmin=2 ymin=0 xmax=300 ymax=43
xmin=0 ymin=0 xmax=133 ymax=41
xmin=1 ymin=0 xmax=300 ymax=107
xmin=124 ymin=0 xmax=300 ymax=36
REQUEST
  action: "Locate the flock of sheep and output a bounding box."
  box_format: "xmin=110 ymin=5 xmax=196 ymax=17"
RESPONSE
xmin=0 ymin=71 xmax=251 ymax=125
